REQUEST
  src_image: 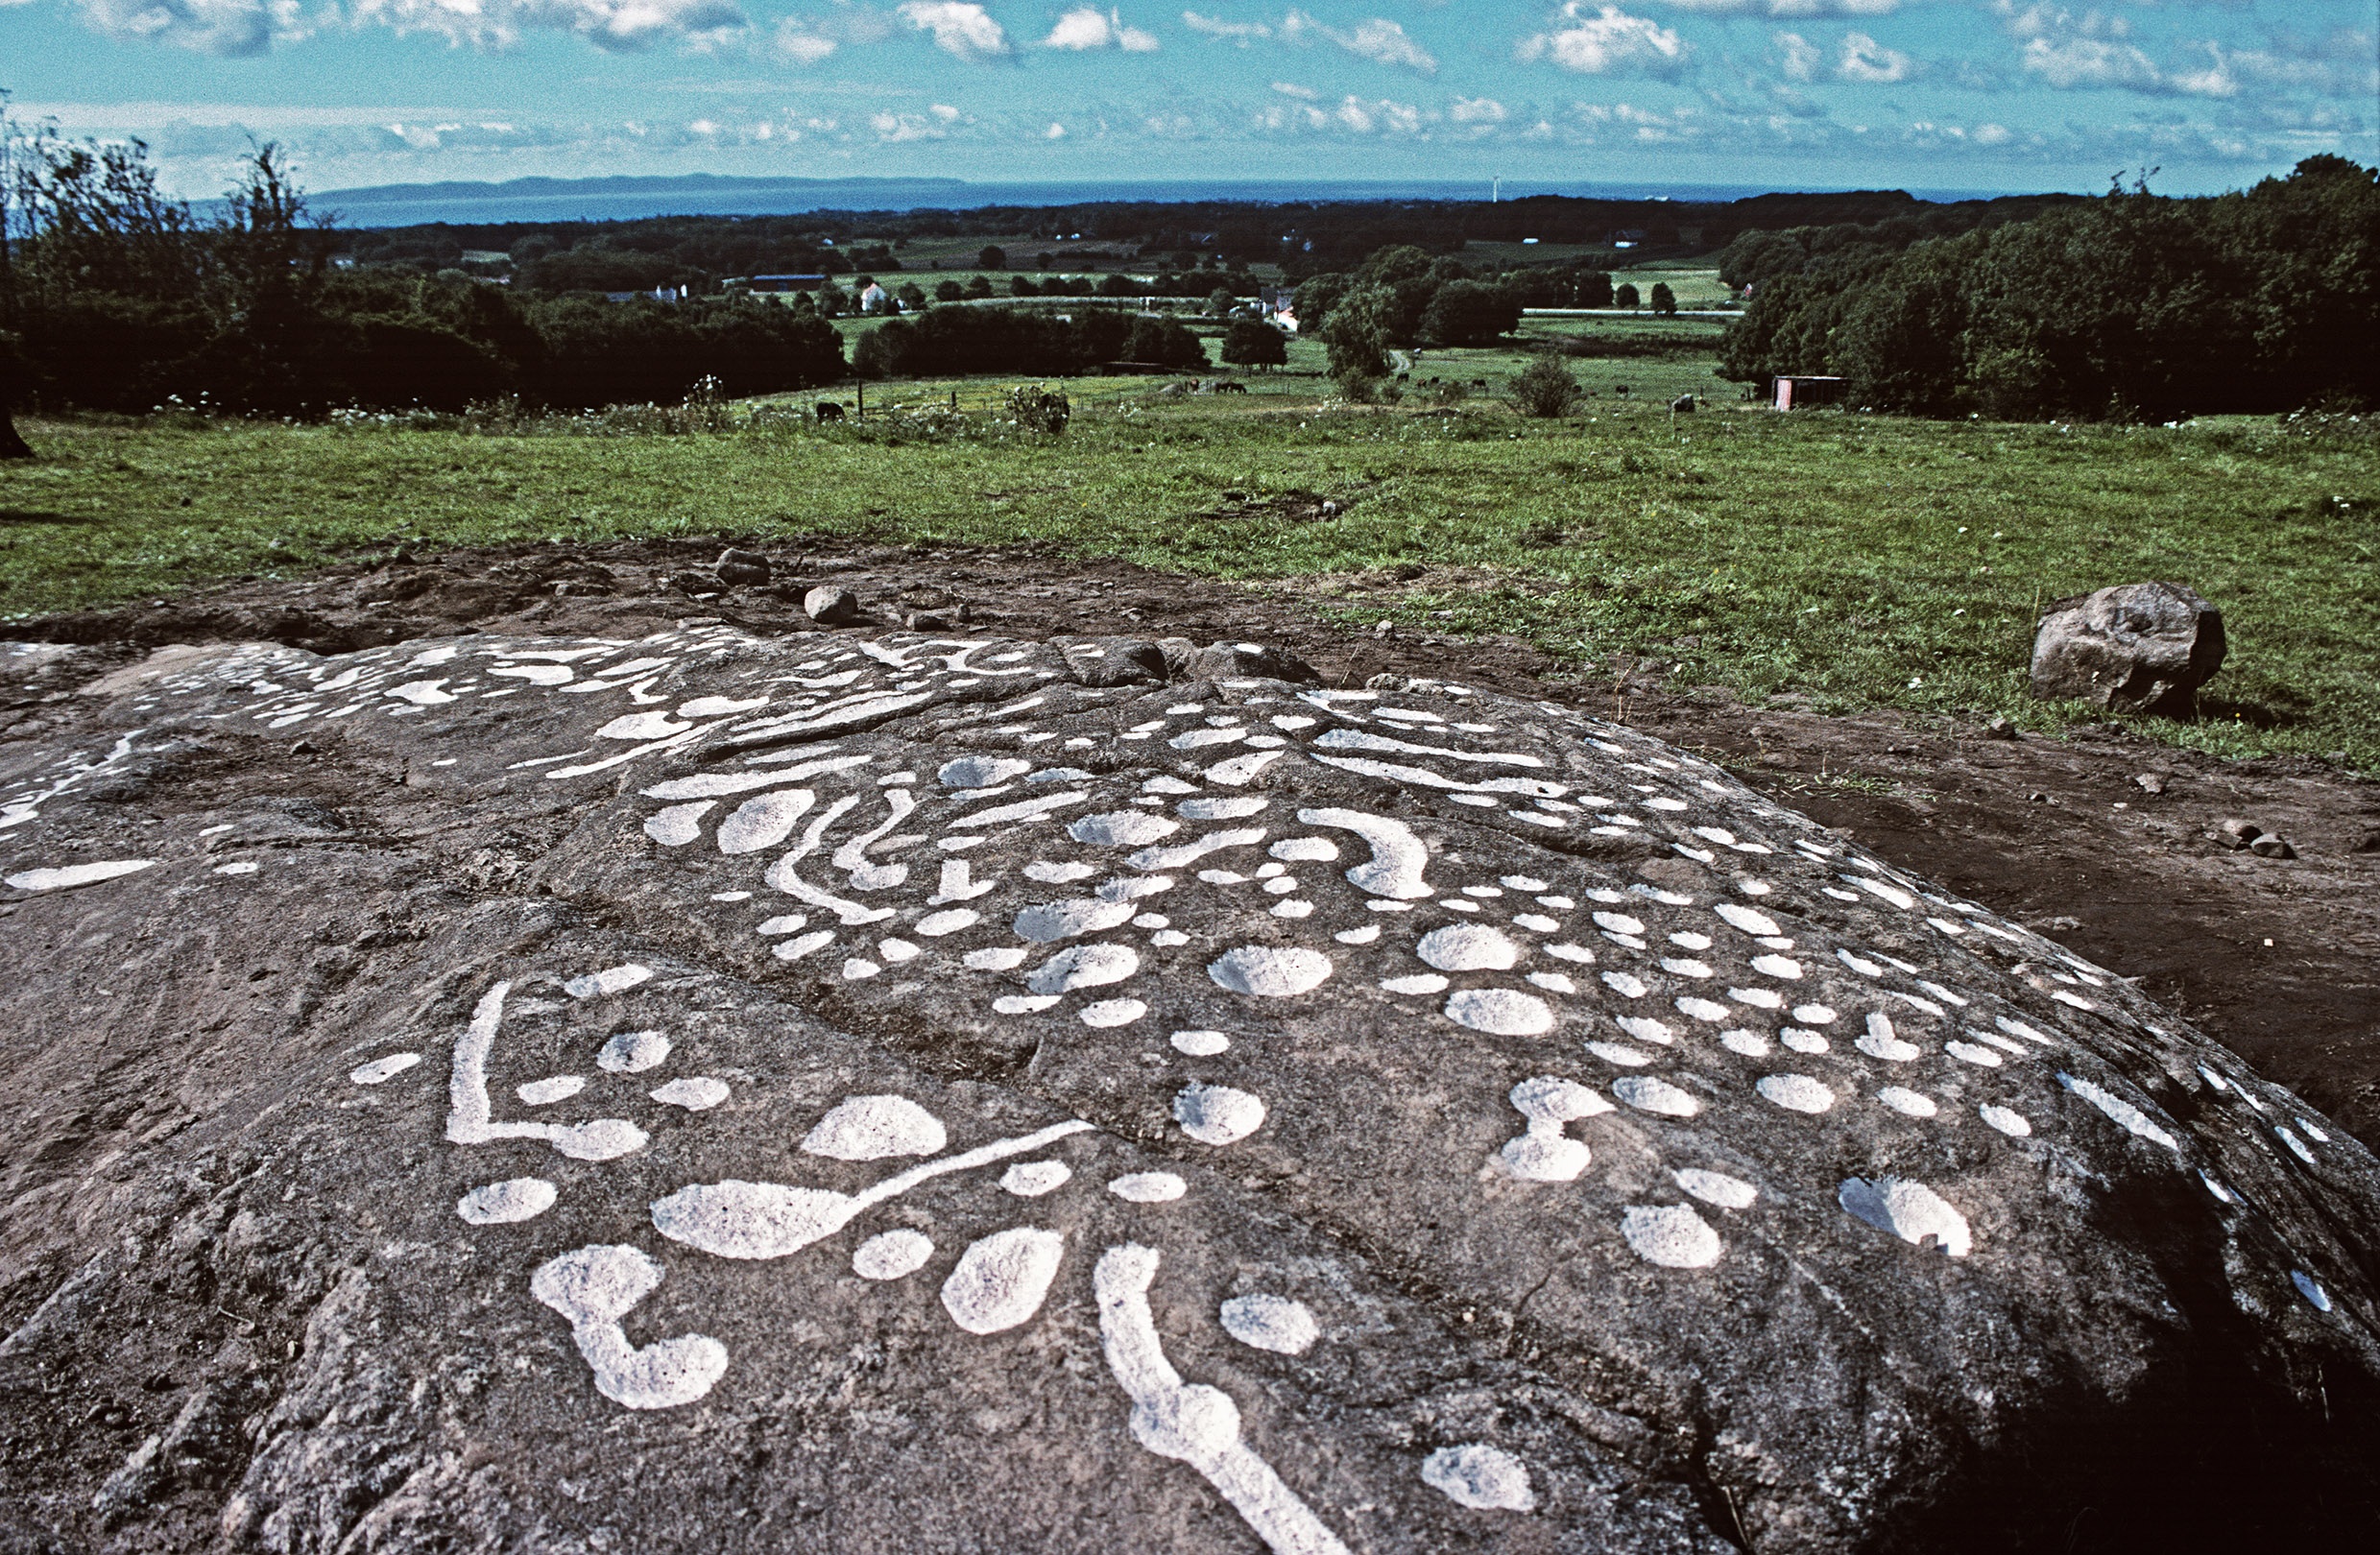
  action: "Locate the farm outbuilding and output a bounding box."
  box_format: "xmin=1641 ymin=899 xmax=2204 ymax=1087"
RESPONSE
xmin=1771 ymin=375 xmax=1847 ymax=410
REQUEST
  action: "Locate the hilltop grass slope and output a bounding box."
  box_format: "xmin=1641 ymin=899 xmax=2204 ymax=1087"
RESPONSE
xmin=5 ymin=397 xmax=2375 ymax=769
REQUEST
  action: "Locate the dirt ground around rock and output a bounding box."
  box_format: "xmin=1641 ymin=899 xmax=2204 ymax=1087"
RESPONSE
xmin=12 ymin=533 xmax=2378 ymax=1148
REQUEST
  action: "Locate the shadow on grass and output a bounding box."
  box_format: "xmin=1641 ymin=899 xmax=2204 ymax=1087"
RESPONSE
xmin=0 ymin=509 xmax=100 ymax=526
xmin=2185 ymin=695 xmax=2302 ymax=732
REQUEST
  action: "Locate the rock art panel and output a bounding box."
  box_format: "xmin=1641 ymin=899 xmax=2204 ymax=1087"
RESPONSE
xmin=3 ymin=619 xmax=2377 ymax=1554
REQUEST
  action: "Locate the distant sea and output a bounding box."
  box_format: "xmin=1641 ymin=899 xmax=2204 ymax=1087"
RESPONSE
xmin=314 ymin=174 xmax=2009 ymax=228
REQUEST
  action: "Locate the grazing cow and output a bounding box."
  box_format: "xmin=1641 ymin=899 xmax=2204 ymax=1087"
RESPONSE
xmin=1217 ymin=381 xmax=1247 ymax=395
xmin=1671 ymin=395 xmax=1696 ymax=414
xmin=816 ymin=401 xmax=846 ymax=422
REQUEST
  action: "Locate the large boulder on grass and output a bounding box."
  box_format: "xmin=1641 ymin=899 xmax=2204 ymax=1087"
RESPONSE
xmin=2030 ymin=581 xmax=2227 ymax=715
xmin=0 ymin=625 xmax=2374 ymax=1554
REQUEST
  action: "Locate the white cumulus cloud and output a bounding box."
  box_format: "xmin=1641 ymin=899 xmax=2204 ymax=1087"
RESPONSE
xmin=1181 ymin=10 xmax=1269 ymax=42
xmin=1519 ymin=4 xmax=1690 ymax=79
xmin=1282 ymin=12 xmax=1435 ymax=74
xmin=1044 ymin=6 xmax=1158 ymax=51
xmin=1773 ymin=29 xmax=1820 ymax=81
xmin=2020 ymin=35 xmax=2160 ymax=90
xmin=776 ymin=21 xmax=838 ymax=61
xmin=872 ymin=109 xmax=950 ymax=140
xmin=1657 ymin=0 xmax=1895 ymax=13
xmin=1449 ymin=95 xmax=1507 ymax=122
xmin=1271 ymin=80 xmax=1319 ymax=98
xmin=74 ymin=0 xmax=307 ymax=54
xmin=1836 ymin=30 xmax=1911 ymax=83
xmin=897 ymin=0 xmax=1008 ymax=60
xmin=342 ymin=0 xmax=746 ymax=52
xmin=1187 ymin=11 xmax=1433 ymax=72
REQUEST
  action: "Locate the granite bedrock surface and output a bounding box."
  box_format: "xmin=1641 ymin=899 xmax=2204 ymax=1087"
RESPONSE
xmin=0 ymin=624 xmax=2374 ymax=1553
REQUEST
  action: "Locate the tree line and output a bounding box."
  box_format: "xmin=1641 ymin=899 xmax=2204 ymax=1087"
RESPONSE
xmin=1719 ymin=157 xmax=2376 ymax=419
xmin=0 ymin=132 xmax=844 ymax=434
xmin=305 ymin=183 xmax=2090 ymax=288
xmin=1292 ymin=247 xmax=1543 ymax=382
xmin=850 ymin=307 xmax=1210 ymax=380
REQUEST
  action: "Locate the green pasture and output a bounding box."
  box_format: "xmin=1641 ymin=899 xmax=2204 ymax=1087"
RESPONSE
xmin=812 ymin=308 xmax=1733 ymax=410
xmin=1608 ymin=264 xmax=1736 ymax=308
xmin=4 ymin=393 xmax=2373 ymax=771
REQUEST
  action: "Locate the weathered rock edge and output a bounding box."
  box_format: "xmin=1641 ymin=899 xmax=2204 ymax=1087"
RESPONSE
xmin=0 ymin=622 xmax=2373 ymax=1555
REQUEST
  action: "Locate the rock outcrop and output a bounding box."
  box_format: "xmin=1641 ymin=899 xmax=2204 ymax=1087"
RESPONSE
xmin=1 ymin=623 xmax=2373 ymax=1553
xmin=2031 ymin=581 xmax=2227 ymax=715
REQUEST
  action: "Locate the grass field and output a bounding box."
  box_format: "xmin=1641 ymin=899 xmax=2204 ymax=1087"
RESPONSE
xmin=5 ymin=386 xmax=2374 ymax=771
xmin=816 ymin=309 xmax=1737 ymax=409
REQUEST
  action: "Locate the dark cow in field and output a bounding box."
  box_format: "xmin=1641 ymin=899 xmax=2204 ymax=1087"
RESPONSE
xmin=1671 ymin=395 xmax=1696 ymax=413
xmin=816 ymin=401 xmax=846 ymax=422
xmin=1216 ymin=381 xmax=1248 ymax=394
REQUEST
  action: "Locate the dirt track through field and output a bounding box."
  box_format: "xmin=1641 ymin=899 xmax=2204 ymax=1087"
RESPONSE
xmin=12 ymin=533 xmax=2378 ymax=1144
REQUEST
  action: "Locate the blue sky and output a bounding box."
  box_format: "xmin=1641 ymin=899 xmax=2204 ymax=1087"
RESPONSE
xmin=2 ymin=1 xmax=2372 ymax=199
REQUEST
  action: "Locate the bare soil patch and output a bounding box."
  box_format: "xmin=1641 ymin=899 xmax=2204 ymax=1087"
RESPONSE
xmin=12 ymin=533 xmax=2377 ymax=1144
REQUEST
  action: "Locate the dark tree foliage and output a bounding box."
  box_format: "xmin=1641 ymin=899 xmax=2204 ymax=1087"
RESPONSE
xmin=1722 ymin=157 xmax=2378 ymax=419
xmin=977 ymin=244 xmax=1006 ymax=270
xmin=1296 ymin=246 xmax=1515 ymax=362
xmin=3 ymin=133 xmax=844 ymax=415
xmin=0 ymin=331 xmax=32 ymax=459
xmin=1648 ymin=282 xmax=1676 ymax=316
xmin=1498 ymin=264 xmax=1612 ymax=308
xmin=1419 ymin=280 xmax=1522 ymax=347
xmin=1125 ymin=316 xmax=1208 ymax=369
xmin=1220 ymin=319 xmax=1288 ymax=368
xmin=849 ymin=305 xmax=1202 ymax=379
xmin=1614 ymin=283 xmax=1640 ymax=308
xmin=1318 ymin=309 xmax=1388 ymax=383
xmin=519 ymin=245 xmax=683 ymax=295
xmin=529 ymin=295 xmax=843 ymax=406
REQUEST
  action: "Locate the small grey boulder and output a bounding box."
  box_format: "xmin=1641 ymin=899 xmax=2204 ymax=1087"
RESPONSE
xmin=2031 ymin=582 xmax=2226 ymax=715
xmin=1190 ymin=639 xmax=1321 ymax=684
xmin=1062 ymin=636 xmax=1168 ymax=687
xmin=803 ymin=585 xmax=863 ymax=625
xmin=714 ymin=547 xmax=771 ymax=586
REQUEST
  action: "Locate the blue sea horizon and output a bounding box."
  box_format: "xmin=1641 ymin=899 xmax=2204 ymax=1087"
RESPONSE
xmin=311 ymin=174 xmax=2020 ymax=229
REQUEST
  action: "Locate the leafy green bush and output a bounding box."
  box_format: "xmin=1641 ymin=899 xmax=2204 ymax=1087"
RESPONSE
xmin=1509 ymin=358 xmax=1583 ymax=419
xmin=1006 ymin=386 xmax=1070 ymax=434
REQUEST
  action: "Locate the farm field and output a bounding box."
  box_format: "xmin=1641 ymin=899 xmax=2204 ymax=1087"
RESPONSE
xmin=6 ymin=393 xmax=2374 ymax=772
xmin=815 ymin=309 xmax=1736 ymax=409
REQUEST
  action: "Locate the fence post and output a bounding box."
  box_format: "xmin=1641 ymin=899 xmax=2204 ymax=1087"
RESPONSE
xmin=856 ymin=384 xmax=864 ymax=423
